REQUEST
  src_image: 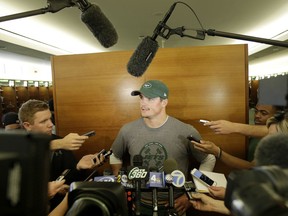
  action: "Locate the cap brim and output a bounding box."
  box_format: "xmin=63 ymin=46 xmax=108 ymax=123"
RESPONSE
xmin=131 ymin=90 xmax=141 ymax=96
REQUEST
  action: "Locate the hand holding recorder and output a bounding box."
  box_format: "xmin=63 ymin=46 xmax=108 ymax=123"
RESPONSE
xmin=76 ymin=149 xmax=112 ymax=170
xmin=192 ymin=139 xmax=221 ymax=157
xmin=187 ymin=135 xmax=201 ymax=143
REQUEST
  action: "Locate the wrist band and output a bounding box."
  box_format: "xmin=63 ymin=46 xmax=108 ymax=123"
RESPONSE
xmin=217 ymin=147 xmax=222 ymax=159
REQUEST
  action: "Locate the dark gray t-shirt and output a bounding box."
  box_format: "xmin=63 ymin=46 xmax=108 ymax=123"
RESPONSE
xmin=111 ymin=116 xmax=208 ymax=178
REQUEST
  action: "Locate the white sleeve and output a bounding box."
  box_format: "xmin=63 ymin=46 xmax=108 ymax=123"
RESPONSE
xmin=199 ymin=154 xmax=216 ymax=171
xmin=109 ymin=153 xmax=123 ymax=164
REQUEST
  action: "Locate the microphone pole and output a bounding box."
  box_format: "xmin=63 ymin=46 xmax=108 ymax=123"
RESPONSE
xmin=205 ymin=29 xmax=288 ymax=48
xmin=165 ymin=174 xmax=177 ymax=216
xmin=0 ymin=0 xmax=74 ymax=22
xmin=163 ymin=159 xmax=178 ymax=216
xmin=149 ymin=166 xmax=162 ymax=216
xmin=152 ymin=187 xmax=158 ymax=216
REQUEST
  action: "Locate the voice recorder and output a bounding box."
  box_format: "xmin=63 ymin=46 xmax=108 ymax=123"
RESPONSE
xmin=191 ymin=168 xmax=217 ymax=187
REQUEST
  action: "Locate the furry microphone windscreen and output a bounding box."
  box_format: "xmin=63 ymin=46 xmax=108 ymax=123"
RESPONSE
xmin=81 ymin=4 xmax=118 ymax=48
xmin=163 ymin=158 xmax=178 ymax=174
xmin=127 ymin=36 xmax=159 ymax=77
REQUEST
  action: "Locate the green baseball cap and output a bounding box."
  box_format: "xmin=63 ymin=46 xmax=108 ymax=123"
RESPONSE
xmin=131 ymin=80 xmax=169 ymax=99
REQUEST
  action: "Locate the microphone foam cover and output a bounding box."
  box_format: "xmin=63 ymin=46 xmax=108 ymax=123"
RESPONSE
xmin=127 ymin=36 xmax=159 ymax=77
xmin=81 ymin=4 xmax=118 ymax=48
xmin=163 ymin=158 xmax=178 ymax=174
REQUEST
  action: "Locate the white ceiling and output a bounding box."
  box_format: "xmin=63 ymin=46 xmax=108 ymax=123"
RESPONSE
xmin=0 ymin=0 xmax=288 ymax=76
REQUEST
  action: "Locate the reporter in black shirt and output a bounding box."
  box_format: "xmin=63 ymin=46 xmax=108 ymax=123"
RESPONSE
xmin=18 ymin=99 xmax=101 ymax=211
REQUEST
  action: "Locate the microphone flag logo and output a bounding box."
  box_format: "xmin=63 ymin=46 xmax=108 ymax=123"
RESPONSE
xmin=171 ymin=170 xmax=185 ymax=187
xmin=128 ymin=167 xmax=148 ymax=180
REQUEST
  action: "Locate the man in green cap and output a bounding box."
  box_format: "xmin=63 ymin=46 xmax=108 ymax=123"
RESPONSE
xmin=110 ymin=80 xmax=216 ymax=216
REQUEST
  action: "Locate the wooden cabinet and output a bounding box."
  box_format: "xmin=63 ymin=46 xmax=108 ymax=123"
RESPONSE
xmin=0 ymin=85 xmax=53 ymax=123
xmin=39 ymin=87 xmax=50 ymax=102
xmin=16 ymin=86 xmax=29 ymax=108
xmin=1 ymin=86 xmax=17 ymax=113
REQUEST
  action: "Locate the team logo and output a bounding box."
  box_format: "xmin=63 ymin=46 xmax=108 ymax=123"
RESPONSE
xmin=143 ymin=82 xmax=152 ymax=88
xmin=140 ymin=142 xmax=168 ymax=168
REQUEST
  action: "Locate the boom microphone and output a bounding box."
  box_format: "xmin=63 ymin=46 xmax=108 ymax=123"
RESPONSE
xmin=80 ymin=2 xmax=118 ymax=48
xmin=127 ymin=3 xmax=177 ymax=77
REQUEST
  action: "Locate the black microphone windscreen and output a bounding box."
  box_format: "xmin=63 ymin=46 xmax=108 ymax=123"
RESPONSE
xmin=81 ymin=4 xmax=118 ymax=48
xmin=133 ymin=154 xmax=143 ymax=166
xmin=163 ymin=158 xmax=178 ymax=174
xmin=127 ymin=36 xmax=159 ymax=77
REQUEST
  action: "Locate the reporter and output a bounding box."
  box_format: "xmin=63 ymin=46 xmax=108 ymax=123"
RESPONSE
xmin=204 ymin=104 xmax=282 ymax=137
xmin=1 ymin=111 xmax=21 ymax=130
xmin=190 ymin=114 xmax=288 ymax=215
xmin=48 ymin=152 xmax=105 ymax=216
xmin=18 ymin=99 xmax=105 ymax=211
xmin=193 ymin=112 xmax=288 ymax=170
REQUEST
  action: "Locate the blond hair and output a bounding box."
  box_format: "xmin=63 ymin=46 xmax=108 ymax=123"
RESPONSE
xmin=18 ymin=99 xmax=49 ymax=124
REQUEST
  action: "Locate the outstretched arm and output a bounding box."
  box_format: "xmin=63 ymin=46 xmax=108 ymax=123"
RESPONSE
xmin=190 ymin=192 xmax=230 ymax=215
xmin=193 ymin=140 xmax=255 ymax=170
xmin=50 ymin=133 xmax=88 ymax=151
xmin=205 ymin=120 xmax=268 ymax=137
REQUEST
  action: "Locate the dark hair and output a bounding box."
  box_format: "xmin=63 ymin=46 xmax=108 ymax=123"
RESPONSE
xmin=255 ymin=133 xmax=288 ymax=168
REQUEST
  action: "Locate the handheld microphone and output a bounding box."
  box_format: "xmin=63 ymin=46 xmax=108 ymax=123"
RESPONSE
xmin=79 ymin=1 xmax=118 ymax=48
xmin=127 ymin=3 xmax=177 ymax=77
xmin=128 ymin=155 xmax=148 ymax=216
xmin=163 ymin=158 xmax=178 ymax=214
xmin=149 ymin=166 xmax=164 ymax=215
xmin=171 ymin=170 xmax=185 ymax=188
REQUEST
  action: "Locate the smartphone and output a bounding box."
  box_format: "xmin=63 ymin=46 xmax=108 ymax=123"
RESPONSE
xmin=56 ymin=169 xmax=70 ymax=181
xmin=92 ymin=149 xmax=106 ymax=164
xmin=191 ymin=168 xmax=217 ymax=187
xmin=103 ymin=149 xmax=113 ymax=158
xmin=187 ymin=135 xmax=200 ymax=143
xmin=199 ymin=119 xmax=210 ymax=124
xmin=82 ymin=131 xmax=96 ymax=137
xmin=184 ymin=181 xmax=196 ymax=200
xmin=92 ymin=149 xmax=113 ymax=164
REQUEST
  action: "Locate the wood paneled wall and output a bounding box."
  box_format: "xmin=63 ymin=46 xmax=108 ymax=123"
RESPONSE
xmin=52 ymin=44 xmax=248 ymax=176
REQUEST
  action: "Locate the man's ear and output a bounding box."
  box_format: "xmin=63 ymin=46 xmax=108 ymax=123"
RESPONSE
xmin=162 ymin=99 xmax=168 ymax=107
xmin=22 ymin=122 xmax=31 ymax=131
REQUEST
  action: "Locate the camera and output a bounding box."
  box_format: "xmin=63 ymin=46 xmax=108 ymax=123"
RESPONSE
xmin=66 ymin=182 xmax=128 ymax=216
xmin=225 ymin=165 xmax=288 ymax=216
